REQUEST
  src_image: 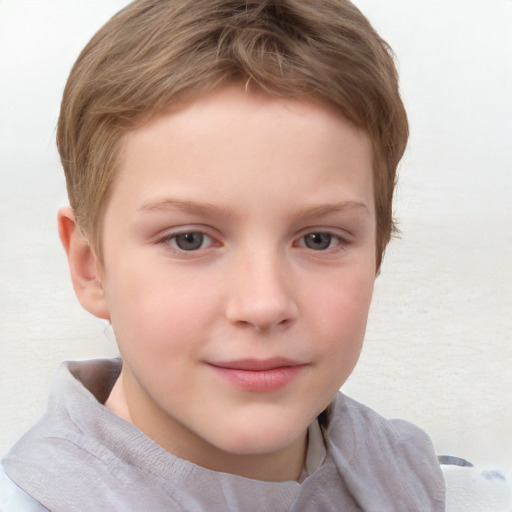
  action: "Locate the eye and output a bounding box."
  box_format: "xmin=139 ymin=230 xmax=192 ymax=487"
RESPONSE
xmin=300 ymin=232 xmax=340 ymax=251
xmin=168 ymin=232 xmax=212 ymax=251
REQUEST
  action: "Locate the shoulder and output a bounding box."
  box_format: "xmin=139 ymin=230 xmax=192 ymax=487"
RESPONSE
xmin=0 ymin=463 xmax=48 ymax=511
xmin=328 ymin=392 xmax=435 ymax=448
xmin=324 ymin=393 xmax=445 ymax=511
xmin=329 ymin=393 xmax=441 ymax=464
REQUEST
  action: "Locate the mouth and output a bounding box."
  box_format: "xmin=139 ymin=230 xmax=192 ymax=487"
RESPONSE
xmin=206 ymin=358 xmax=307 ymax=392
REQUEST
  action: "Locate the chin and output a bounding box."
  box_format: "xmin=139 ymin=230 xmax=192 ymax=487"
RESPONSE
xmin=209 ymin=421 xmax=306 ymax=456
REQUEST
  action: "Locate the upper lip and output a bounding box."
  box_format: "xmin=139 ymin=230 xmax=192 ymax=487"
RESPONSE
xmin=208 ymin=358 xmax=305 ymax=371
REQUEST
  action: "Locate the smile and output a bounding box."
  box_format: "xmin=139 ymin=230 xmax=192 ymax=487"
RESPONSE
xmin=206 ymin=358 xmax=307 ymax=392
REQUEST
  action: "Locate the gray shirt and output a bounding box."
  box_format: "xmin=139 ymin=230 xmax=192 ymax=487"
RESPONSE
xmin=2 ymin=359 xmax=445 ymax=511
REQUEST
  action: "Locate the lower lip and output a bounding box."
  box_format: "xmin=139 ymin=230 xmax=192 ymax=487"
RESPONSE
xmin=208 ymin=364 xmax=306 ymax=392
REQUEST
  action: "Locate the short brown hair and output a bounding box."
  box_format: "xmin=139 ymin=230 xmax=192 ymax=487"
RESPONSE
xmin=57 ymin=0 xmax=408 ymax=269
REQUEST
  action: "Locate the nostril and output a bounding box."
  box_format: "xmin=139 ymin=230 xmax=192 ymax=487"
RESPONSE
xmin=234 ymin=315 xmax=295 ymax=333
xmin=224 ymin=265 xmax=299 ymax=330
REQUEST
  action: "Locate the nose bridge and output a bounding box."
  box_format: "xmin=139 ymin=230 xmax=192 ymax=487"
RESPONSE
xmin=226 ymin=243 xmax=298 ymax=330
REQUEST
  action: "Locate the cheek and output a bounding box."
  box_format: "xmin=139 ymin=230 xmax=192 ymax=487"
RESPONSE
xmin=311 ymin=269 xmax=375 ymax=359
xmin=104 ymin=264 xmax=219 ymax=355
xmin=317 ymin=267 xmax=374 ymax=323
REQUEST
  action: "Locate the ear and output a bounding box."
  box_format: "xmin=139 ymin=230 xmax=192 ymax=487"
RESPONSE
xmin=58 ymin=206 xmax=110 ymax=320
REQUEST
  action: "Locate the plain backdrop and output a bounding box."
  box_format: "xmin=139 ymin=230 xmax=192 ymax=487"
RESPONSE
xmin=1 ymin=0 xmax=511 ymax=466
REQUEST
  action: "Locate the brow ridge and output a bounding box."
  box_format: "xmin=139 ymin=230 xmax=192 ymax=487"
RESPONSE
xmin=139 ymin=197 xmax=369 ymax=219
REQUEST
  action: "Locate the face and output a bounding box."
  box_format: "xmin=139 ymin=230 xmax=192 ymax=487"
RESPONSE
xmin=98 ymin=85 xmax=376 ymax=478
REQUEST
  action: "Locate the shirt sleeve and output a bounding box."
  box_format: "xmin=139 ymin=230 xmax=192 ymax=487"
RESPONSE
xmin=0 ymin=463 xmax=49 ymax=512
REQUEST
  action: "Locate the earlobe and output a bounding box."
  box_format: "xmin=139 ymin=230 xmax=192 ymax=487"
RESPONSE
xmin=57 ymin=206 xmax=110 ymax=320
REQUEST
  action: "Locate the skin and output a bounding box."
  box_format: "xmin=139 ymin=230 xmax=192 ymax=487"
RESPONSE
xmin=59 ymin=85 xmax=377 ymax=482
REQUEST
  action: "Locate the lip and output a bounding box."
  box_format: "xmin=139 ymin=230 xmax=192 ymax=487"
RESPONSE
xmin=207 ymin=358 xmax=307 ymax=392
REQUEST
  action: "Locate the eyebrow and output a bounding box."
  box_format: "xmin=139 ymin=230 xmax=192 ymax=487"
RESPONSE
xmin=294 ymin=201 xmax=370 ymax=218
xmin=138 ymin=198 xmax=370 ymax=218
xmin=138 ymin=198 xmax=235 ymax=217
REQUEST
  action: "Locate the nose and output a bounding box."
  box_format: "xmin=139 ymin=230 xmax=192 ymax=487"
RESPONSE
xmin=225 ymin=249 xmax=299 ymax=332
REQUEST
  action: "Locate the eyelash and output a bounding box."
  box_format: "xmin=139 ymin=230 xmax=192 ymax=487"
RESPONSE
xmin=295 ymin=232 xmax=346 ymax=251
xmin=157 ymin=230 xmax=349 ymax=255
xmin=160 ymin=231 xmax=216 ymax=253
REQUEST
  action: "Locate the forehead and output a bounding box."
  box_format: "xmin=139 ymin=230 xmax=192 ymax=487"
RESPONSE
xmin=111 ymin=85 xmax=374 ymax=219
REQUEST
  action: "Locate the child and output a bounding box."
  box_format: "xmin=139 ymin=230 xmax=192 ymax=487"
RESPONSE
xmin=1 ymin=0 xmax=445 ymax=510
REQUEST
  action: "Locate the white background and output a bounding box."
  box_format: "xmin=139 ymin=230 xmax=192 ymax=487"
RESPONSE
xmin=1 ymin=0 xmax=511 ymax=466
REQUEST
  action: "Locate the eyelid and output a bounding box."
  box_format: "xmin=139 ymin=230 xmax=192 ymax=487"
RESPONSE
xmin=293 ymin=228 xmax=352 ymax=252
xmin=295 ymin=227 xmax=351 ymax=241
xmin=156 ymin=226 xmax=222 ymax=255
xmin=170 ymin=232 xmax=213 ymax=250
xmin=296 ymin=234 xmax=342 ymax=249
